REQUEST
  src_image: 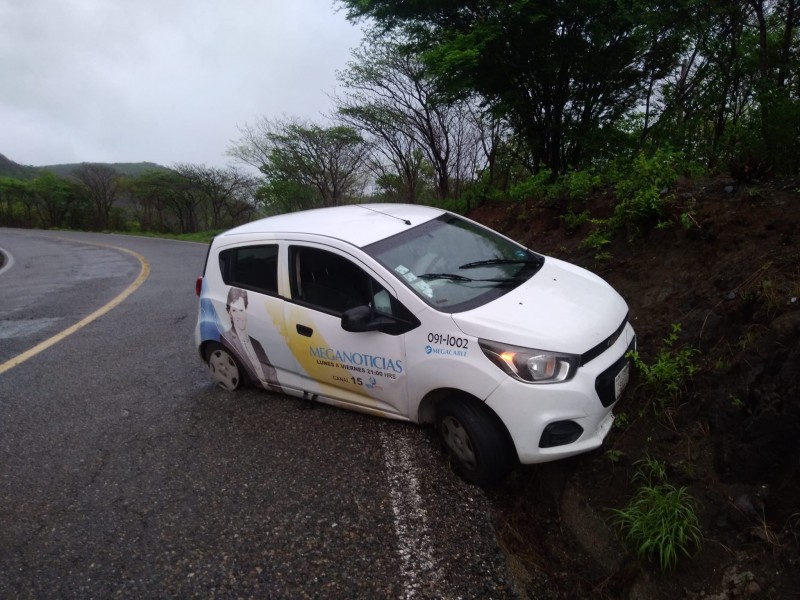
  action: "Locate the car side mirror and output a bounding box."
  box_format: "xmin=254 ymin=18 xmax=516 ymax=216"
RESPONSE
xmin=341 ymin=305 xmax=383 ymax=332
xmin=341 ymin=305 xmax=412 ymax=335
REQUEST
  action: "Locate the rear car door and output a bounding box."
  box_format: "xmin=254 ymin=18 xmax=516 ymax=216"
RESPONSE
xmin=212 ymin=243 xmax=302 ymax=394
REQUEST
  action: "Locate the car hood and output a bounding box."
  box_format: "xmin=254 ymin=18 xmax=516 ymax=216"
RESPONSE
xmin=451 ymin=257 xmax=629 ymax=353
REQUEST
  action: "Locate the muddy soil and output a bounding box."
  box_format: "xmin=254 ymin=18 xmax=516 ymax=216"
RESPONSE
xmin=471 ymin=176 xmax=800 ymax=599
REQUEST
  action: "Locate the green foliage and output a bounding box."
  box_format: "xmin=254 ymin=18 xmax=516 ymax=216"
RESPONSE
xmin=628 ymin=323 xmax=701 ymax=406
xmin=508 ymin=168 xmax=553 ymax=201
xmin=728 ymin=394 xmax=745 ymax=409
xmin=258 ymin=178 xmax=325 ymax=216
xmin=561 ymin=169 xmax=602 ymax=200
xmin=231 ymin=117 xmax=369 ymax=208
xmin=508 ymin=166 xmax=602 ymax=204
xmin=579 ymin=148 xmax=689 ymax=254
xmin=561 ymin=209 xmax=591 ymax=234
xmin=679 ymin=209 xmax=698 ymax=231
xmin=581 ymin=223 xmax=613 ymax=254
xmin=610 ymin=456 xmax=703 ymax=570
xmin=340 ymin=0 xmax=691 ymax=174
xmin=612 ymin=148 xmax=681 ymax=226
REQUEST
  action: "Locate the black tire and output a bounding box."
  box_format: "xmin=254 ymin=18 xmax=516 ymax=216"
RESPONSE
xmin=436 ymin=397 xmax=515 ymax=486
xmin=205 ymin=342 xmax=248 ymax=391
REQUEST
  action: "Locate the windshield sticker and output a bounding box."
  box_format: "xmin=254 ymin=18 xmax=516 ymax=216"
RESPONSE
xmin=413 ymin=281 xmax=434 ymax=298
xmin=395 ymin=264 xmax=434 ymax=297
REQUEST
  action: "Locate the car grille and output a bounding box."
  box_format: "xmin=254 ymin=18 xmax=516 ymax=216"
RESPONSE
xmin=595 ymin=337 xmax=636 ymax=407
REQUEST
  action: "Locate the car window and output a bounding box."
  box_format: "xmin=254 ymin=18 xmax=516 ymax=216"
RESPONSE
xmin=219 ymin=245 xmax=279 ymax=295
xmin=364 ymin=214 xmax=544 ymax=312
xmin=290 ymin=246 xmax=396 ymax=316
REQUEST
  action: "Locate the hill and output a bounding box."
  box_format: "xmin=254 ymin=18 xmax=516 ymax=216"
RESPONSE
xmin=478 ymin=176 xmax=800 ymax=599
xmin=0 ymin=153 xmax=39 ymax=179
xmin=0 ymin=152 xmax=168 ymax=179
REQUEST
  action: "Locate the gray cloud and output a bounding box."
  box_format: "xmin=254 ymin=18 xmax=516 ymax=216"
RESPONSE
xmin=0 ymin=0 xmax=363 ymax=168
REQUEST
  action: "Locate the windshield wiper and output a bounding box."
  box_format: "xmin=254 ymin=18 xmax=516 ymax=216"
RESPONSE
xmin=418 ymin=272 xmax=518 ymax=284
xmin=458 ymin=257 xmax=544 ymax=270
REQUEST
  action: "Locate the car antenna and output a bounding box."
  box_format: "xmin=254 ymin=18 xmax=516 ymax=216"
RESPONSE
xmin=357 ymin=204 xmax=411 ymax=226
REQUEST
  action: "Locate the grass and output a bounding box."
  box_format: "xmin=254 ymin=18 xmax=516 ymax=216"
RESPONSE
xmin=610 ymin=456 xmax=703 ymax=570
xmin=119 ymin=230 xmax=221 ymax=244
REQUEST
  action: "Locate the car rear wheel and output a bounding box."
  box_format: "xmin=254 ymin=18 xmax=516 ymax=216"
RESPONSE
xmin=436 ymin=397 xmax=514 ymax=486
xmin=205 ymin=343 xmax=247 ymax=391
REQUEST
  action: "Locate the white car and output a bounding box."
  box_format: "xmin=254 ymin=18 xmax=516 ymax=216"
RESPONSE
xmin=194 ymin=204 xmax=635 ymax=485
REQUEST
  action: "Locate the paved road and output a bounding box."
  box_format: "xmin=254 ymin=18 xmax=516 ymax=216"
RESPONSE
xmin=0 ymin=229 xmax=515 ymax=599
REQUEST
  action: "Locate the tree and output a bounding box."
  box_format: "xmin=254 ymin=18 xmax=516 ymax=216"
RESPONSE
xmin=338 ymin=0 xmax=691 ymax=174
xmin=0 ymin=177 xmax=32 ymax=227
xmin=128 ymin=170 xmax=197 ymax=233
xmin=30 ymin=172 xmax=82 ymax=229
xmin=648 ymin=0 xmax=800 ymax=174
xmin=336 ymin=33 xmax=488 ymax=201
xmin=71 ymin=163 xmax=120 ymax=230
xmin=228 ymin=117 xmax=369 ymax=209
xmin=172 ymin=164 xmax=260 ymax=230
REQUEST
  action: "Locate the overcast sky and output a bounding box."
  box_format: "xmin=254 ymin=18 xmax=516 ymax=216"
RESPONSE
xmin=0 ymin=0 xmax=365 ymax=169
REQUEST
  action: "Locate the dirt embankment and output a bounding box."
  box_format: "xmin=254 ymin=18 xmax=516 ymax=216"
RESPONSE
xmin=473 ymin=177 xmax=800 ymax=599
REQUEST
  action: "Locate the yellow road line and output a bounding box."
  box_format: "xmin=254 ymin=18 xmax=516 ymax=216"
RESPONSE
xmin=0 ymin=242 xmax=150 ymax=375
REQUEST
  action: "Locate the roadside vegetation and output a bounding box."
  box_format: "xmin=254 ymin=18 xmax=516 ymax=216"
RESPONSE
xmin=611 ymin=456 xmax=703 ymax=571
xmin=2 ymin=0 xmax=798 ymax=236
xmin=1 ymin=1 xmax=798 ymax=596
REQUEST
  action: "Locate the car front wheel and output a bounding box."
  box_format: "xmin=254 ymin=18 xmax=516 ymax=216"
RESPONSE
xmin=436 ymin=397 xmax=515 ymax=486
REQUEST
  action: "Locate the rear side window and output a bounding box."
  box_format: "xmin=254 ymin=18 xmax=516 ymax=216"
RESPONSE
xmin=219 ymin=245 xmax=279 ymax=295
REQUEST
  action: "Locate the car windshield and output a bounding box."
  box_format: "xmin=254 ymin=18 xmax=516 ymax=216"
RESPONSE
xmin=364 ymin=214 xmax=544 ymax=312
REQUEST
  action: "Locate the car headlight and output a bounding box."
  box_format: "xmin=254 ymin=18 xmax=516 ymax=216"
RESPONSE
xmin=479 ymin=339 xmax=579 ymax=383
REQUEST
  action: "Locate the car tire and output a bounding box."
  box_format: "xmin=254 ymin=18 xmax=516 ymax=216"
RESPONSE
xmin=205 ymin=342 xmax=248 ymax=392
xmin=436 ymin=397 xmax=515 ymax=486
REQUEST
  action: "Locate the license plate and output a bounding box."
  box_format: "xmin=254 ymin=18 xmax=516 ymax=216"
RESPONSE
xmin=614 ymin=362 xmax=630 ymax=400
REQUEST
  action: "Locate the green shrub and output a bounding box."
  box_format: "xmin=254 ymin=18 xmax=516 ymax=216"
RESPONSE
xmin=509 ymin=168 xmax=553 ymax=201
xmin=579 ymin=148 xmax=693 ymax=254
xmin=562 ymin=169 xmax=602 ymax=200
xmin=612 ymin=148 xmax=681 ymax=227
xmin=628 ymin=323 xmax=700 ymax=406
xmin=611 ymin=457 xmax=703 ymax=570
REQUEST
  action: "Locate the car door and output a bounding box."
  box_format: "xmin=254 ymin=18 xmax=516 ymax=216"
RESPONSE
xmin=214 ymin=243 xmax=306 ymax=396
xmin=278 ymin=243 xmax=413 ymax=419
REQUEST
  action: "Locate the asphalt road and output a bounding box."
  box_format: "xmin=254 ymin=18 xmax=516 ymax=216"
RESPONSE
xmin=0 ymin=229 xmax=516 ymax=599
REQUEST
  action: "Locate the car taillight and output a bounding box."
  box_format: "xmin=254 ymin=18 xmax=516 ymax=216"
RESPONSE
xmin=195 ymin=276 xmax=203 ymax=297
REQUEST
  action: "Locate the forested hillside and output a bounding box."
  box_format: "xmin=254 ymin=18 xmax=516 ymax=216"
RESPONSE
xmin=2 ymin=2 xmax=798 ymax=595
xmin=0 ymin=153 xmax=166 ymax=179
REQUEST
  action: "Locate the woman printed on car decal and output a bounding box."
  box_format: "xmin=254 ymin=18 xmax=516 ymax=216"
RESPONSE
xmin=222 ymin=287 xmax=281 ymax=391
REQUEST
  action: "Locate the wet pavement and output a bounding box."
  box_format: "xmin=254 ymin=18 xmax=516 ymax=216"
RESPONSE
xmin=0 ymin=229 xmax=516 ymax=598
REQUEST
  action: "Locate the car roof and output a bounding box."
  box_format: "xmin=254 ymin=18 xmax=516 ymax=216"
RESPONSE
xmin=218 ymin=203 xmax=446 ymax=248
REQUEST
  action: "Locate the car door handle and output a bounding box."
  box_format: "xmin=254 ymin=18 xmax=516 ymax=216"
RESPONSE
xmin=296 ymin=324 xmax=313 ymax=337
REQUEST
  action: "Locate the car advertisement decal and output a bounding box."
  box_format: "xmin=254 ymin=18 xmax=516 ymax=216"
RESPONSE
xmin=425 ymin=332 xmax=470 ymax=357
xmin=284 ymin=304 xmax=404 ymax=404
xmin=200 ymin=286 xmax=284 ymax=392
xmin=198 ymin=298 xmax=223 ymax=345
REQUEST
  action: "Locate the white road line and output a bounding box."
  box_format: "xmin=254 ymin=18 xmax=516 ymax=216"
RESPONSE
xmin=381 ymin=428 xmax=448 ymax=599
